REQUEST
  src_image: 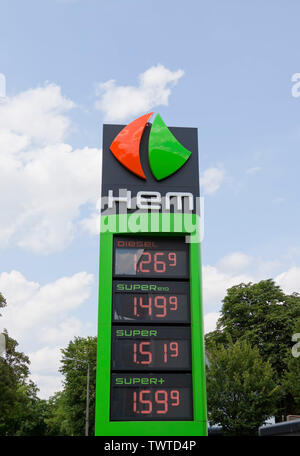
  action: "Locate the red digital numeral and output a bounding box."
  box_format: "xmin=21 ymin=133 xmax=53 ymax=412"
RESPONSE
xmin=169 ymin=296 xmax=178 ymax=311
xmin=139 ymin=252 xmax=151 ymax=273
xmin=132 ymin=389 xmax=181 ymax=415
xmin=140 ymin=390 xmax=152 ymax=414
xmin=168 ymin=252 xmax=177 ymax=267
xmin=154 ymin=296 xmax=167 ymax=317
xmin=154 ymin=252 xmax=166 ymax=273
xmin=133 ymin=296 xmax=152 ymax=316
xmin=140 ymin=296 xmax=152 ymax=315
xmin=163 ymin=342 xmax=179 ymax=363
xmin=133 ymin=342 xmax=152 ymax=365
xmin=155 ymin=390 xmax=168 ymax=414
xmin=170 ymin=390 xmax=180 ymax=406
xmin=133 ymin=296 xmax=138 ymax=316
xmin=134 ymin=251 xmax=177 ymax=274
xmin=133 ymin=391 xmax=137 ymax=413
xmin=133 ymin=295 xmax=179 ymax=319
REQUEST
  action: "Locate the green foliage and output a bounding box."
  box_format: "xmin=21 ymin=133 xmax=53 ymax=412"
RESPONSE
xmin=0 ymin=325 xmax=97 ymax=435
xmin=206 ymin=280 xmax=300 ymax=377
xmin=0 ymin=330 xmax=46 ymax=435
xmin=1 ymin=292 xmax=98 ymax=436
xmin=59 ymin=336 xmax=97 ymax=436
xmin=205 ymin=279 xmax=300 ymax=420
xmin=206 ymin=339 xmax=281 ymax=435
xmin=44 ymin=391 xmax=72 ymax=436
xmin=14 ymin=382 xmax=49 ymax=436
xmin=282 ymin=352 xmax=300 ymax=415
xmin=2 ymin=277 xmax=298 ymax=436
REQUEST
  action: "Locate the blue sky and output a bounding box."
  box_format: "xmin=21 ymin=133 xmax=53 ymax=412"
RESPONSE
xmin=1 ymin=0 xmax=300 ymax=397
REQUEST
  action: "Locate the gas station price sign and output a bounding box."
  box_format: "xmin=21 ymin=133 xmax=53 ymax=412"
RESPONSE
xmin=96 ymin=119 xmax=207 ymax=436
xmin=111 ymin=326 xmax=191 ymax=371
xmin=112 ymin=280 xmax=190 ymax=323
xmin=110 ymin=374 xmax=193 ymax=421
xmin=113 ymin=237 xmax=189 ymax=278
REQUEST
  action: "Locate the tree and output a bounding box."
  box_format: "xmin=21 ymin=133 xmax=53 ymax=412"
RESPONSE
xmin=1 ymin=293 xmax=46 ymax=435
xmin=0 ymin=329 xmax=46 ymax=435
xmin=282 ymin=328 xmax=300 ymax=416
xmin=59 ymin=336 xmax=97 ymax=436
xmin=206 ymin=280 xmax=300 ymax=376
xmin=205 ymin=279 xmax=300 ymax=417
xmin=13 ymin=382 xmax=48 ymax=436
xmin=44 ymin=391 xmax=72 ymax=436
xmin=0 ymin=329 xmax=29 ymax=435
xmin=206 ymin=339 xmax=280 ymax=435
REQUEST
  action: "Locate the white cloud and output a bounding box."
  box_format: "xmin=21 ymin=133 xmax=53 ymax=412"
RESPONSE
xmin=284 ymin=246 xmax=300 ymax=261
xmin=275 ymin=267 xmax=300 ymax=294
xmin=202 ymin=265 xmax=253 ymax=309
xmin=0 ymin=84 xmax=74 ymax=144
xmin=80 ymin=197 xmax=101 ymax=235
xmin=0 ymin=270 xmax=94 ymax=340
xmin=0 ymin=270 xmax=94 ymax=398
xmin=0 ymin=83 xmax=101 ymax=253
xmin=256 ymin=259 xmax=282 ymax=277
xmin=202 ymin=250 xmax=298 ymax=327
xmin=39 ymin=317 xmax=86 ymax=344
xmin=30 ymin=374 xmax=63 ymax=400
xmin=217 ymin=252 xmax=253 ymax=273
xmin=95 ymin=64 xmax=184 ymax=121
xmin=80 ymin=211 xmax=100 ymax=235
xmin=29 ymin=346 xmax=62 ymax=376
xmin=201 ymin=167 xmax=225 ymax=195
xmin=202 ymin=251 xmax=285 ymax=312
xmin=204 ymin=312 xmax=220 ymax=334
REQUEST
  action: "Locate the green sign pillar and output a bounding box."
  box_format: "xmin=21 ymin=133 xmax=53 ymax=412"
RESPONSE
xmin=95 ymin=114 xmax=207 ymax=436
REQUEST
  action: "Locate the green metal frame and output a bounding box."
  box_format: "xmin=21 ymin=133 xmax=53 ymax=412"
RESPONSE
xmin=95 ymin=213 xmax=207 ymax=436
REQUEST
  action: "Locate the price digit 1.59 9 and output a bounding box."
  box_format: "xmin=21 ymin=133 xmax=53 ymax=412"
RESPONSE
xmin=133 ymin=389 xmax=180 ymax=415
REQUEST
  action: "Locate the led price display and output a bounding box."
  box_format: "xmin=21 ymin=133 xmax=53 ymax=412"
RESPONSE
xmin=111 ymin=326 xmax=191 ymax=371
xmin=113 ymin=237 xmax=189 ymax=278
xmin=110 ymin=374 xmax=193 ymax=421
xmin=110 ymin=236 xmax=194 ymax=422
xmin=112 ymin=281 xmax=190 ymax=323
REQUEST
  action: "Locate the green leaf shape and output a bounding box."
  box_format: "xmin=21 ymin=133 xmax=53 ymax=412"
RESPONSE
xmin=148 ymin=113 xmax=191 ymax=180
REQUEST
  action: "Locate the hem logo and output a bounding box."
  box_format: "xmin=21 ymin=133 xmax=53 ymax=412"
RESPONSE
xmin=100 ymin=189 xmax=205 ymax=244
xmin=110 ymin=112 xmax=191 ymax=180
xmin=107 ymin=190 xmax=194 ymax=211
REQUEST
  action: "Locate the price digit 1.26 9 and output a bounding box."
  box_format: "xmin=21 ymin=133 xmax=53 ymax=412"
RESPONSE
xmin=134 ymin=252 xmax=177 ymax=273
